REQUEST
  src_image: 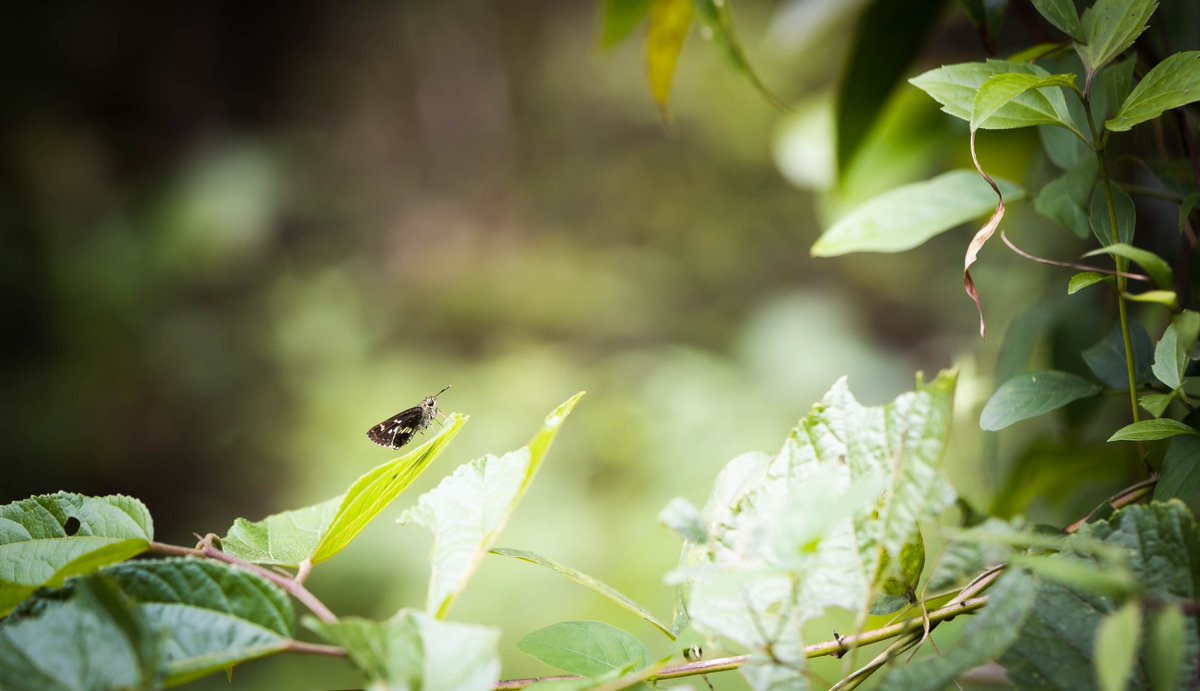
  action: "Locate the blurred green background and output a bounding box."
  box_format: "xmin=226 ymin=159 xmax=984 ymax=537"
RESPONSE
xmin=1 ymin=0 xmax=1153 ymax=688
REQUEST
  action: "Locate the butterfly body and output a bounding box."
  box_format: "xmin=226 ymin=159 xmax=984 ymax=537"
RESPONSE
xmin=366 ymin=386 xmax=450 ymax=449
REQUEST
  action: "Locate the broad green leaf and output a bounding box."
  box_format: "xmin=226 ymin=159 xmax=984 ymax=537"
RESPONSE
xmin=1036 ymin=159 xmax=1098 ymax=238
xmin=518 ymin=620 xmax=651 ymax=678
xmin=1148 ymin=604 xmax=1186 ymax=691
xmin=399 ymin=394 xmax=583 ymax=618
xmin=599 ymin=0 xmax=652 ymax=49
xmin=221 ymin=414 xmax=467 ymax=567
xmin=1078 ymin=0 xmax=1158 ymax=73
xmin=1095 ymin=602 xmax=1141 ymax=691
xmin=1108 ymin=418 xmax=1200 ymax=442
xmin=490 ymin=547 xmax=672 ymax=639
xmin=645 ymin=0 xmax=693 ymax=118
xmin=881 ymin=569 xmax=1038 ymax=690
xmin=102 ymin=559 xmax=293 ymax=686
xmin=1152 ymin=312 xmax=1200 ymax=389
xmin=1139 ymin=392 xmax=1175 ymax=417
xmin=307 ymin=610 xmax=500 ymax=691
xmin=0 ymin=492 xmax=153 ymax=617
xmin=910 ymin=60 xmax=1079 ymax=135
xmin=1068 ymin=271 xmax=1111 ymax=294
xmin=1032 ymin=0 xmax=1085 ymax=41
xmin=835 ymin=0 xmax=943 ymax=174
xmin=1040 ymin=124 xmax=1092 ymax=169
xmin=1153 ymin=436 xmax=1200 ymax=510
xmin=979 ymin=370 xmax=1101 ymax=431
xmin=1089 ymin=183 xmax=1136 ymax=245
xmin=691 ymin=0 xmax=783 ymax=110
xmin=971 ymin=72 xmax=1078 ymax=130
xmin=0 ymin=576 xmax=162 ymax=691
xmin=1108 ymin=51 xmax=1200 ymax=131
xmin=811 ymin=170 xmax=1025 ymax=256
xmin=1082 ymin=321 xmax=1154 ymax=389
xmin=1084 ymin=243 xmax=1173 ymax=289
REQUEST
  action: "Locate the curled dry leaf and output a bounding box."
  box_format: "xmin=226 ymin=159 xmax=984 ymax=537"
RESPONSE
xmin=964 ymin=130 xmax=1007 ymax=339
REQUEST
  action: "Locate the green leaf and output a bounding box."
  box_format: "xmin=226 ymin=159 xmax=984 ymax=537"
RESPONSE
xmin=1040 ymin=123 xmax=1092 ymax=169
xmin=101 ymin=559 xmax=294 ymax=686
xmin=971 ymin=72 xmax=1079 ymax=130
xmin=1089 ymin=183 xmax=1136 ymax=245
xmin=1122 ymin=290 xmax=1179 ymax=308
xmin=1082 ymin=321 xmax=1154 ymax=389
xmin=599 ymin=0 xmax=652 ymax=49
xmin=811 ymin=170 xmax=1025 ymax=256
xmin=979 ymin=370 xmax=1102 ymax=431
xmin=835 ymin=0 xmax=944 ymax=174
xmin=1078 ymin=0 xmax=1158 ymax=73
xmin=0 ymin=576 xmax=163 ymax=691
xmin=1095 ymin=602 xmax=1142 ymax=691
xmin=518 ymin=621 xmax=651 ymax=678
xmin=690 ymin=0 xmax=783 ymax=110
xmin=1147 ymin=604 xmax=1186 ymax=691
xmin=1013 ymin=554 xmax=1137 ymax=599
xmin=1031 ymin=0 xmax=1085 ymax=41
xmin=1139 ymin=392 xmax=1175 ymax=418
xmin=1084 ymin=243 xmax=1173 ymax=289
xmin=1068 ymin=271 xmax=1111 ymax=294
xmin=489 ymin=547 xmax=673 ymax=639
xmin=1091 ymin=56 xmax=1138 ymax=123
xmin=645 ymin=0 xmax=693 ymax=119
xmin=910 ymin=60 xmax=1079 ymax=134
xmin=0 ymin=492 xmax=153 ymax=617
xmin=1108 ymin=418 xmax=1200 ymax=442
xmin=399 ymin=394 xmax=583 ymax=618
xmin=1153 ymin=436 xmax=1200 ymax=510
xmin=221 ymin=414 xmax=467 ymax=567
xmin=1035 ymin=159 xmax=1098 ymax=238
xmin=881 ymin=569 xmax=1039 ymax=690
xmin=1152 ymin=312 xmax=1200 ymax=389
xmin=307 ymin=610 xmax=500 ymax=691
xmin=1109 ymin=51 xmax=1200 ymax=131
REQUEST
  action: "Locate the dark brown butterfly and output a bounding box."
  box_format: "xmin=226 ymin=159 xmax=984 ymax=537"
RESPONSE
xmin=366 ymin=386 xmax=451 ymax=449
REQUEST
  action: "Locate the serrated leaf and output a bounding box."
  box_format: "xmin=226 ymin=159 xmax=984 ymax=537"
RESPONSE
xmin=811 ymin=170 xmax=1025 ymax=256
xmin=489 ymin=547 xmax=672 ymax=639
xmin=0 ymin=492 xmax=153 ymax=617
xmin=0 ymin=575 xmax=162 ymax=691
xmin=971 ymin=72 xmax=1079 ymax=130
xmin=1036 ymin=160 xmax=1098 ymax=238
xmin=221 ymin=415 xmax=467 ymax=567
xmin=1082 ymin=321 xmax=1154 ymax=389
xmin=1154 ymin=436 xmax=1200 ymax=511
xmin=1095 ymin=602 xmax=1141 ymax=691
xmin=101 ymin=558 xmax=294 ymax=686
xmin=400 ymin=395 xmax=583 ymax=618
xmin=518 ymin=620 xmax=651 ymax=678
xmin=1089 ymin=183 xmax=1136 ymax=245
xmin=599 ymin=0 xmax=652 ymax=49
xmin=910 ymin=60 xmax=1079 ymax=133
xmin=1108 ymin=418 xmax=1200 ymax=441
xmin=1084 ymin=243 xmax=1173 ymax=289
xmin=1078 ymin=0 xmax=1158 ymax=73
xmin=1068 ymin=271 xmax=1111 ymax=294
xmin=979 ymin=370 xmax=1101 ymax=431
xmin=1032 ymin=0 xmax=1085 ymax=41
xmin=1148 ymin=604 xmax=1186 ymax=691
xmin=881 ymin=569 xmax=1038 ymax=690
xmin=645 ymin=0 xmax=693 ymax=119
xmin=307 ymin=610 xmax=499 ymax=691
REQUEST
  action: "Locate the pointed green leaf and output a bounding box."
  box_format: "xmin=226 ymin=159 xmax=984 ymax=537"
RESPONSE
xmin=1078 ymin=0 xmax=1157 ymax=73
xmin=1036 ymin=157 xmax=1097 ymax=238
xmin=1139 ymin=392 xmax=1176 ymax=418
xmin=1123 ymin=290 xmax=1179 ymax=308
xmin=0 ymin=493 xmax=153 ymax=617
xmin=307 ymin=610 xmax=500 ymax=691
xmin=1153 ymin=436 xmax=1200 ymax=509
xmin=691 ymin=0 xmax=783 ymax=110
xmin=1109 ymin=418 xmax=1200 ymax=442
xmin=599 ymin=0 xmax=652 ymax=49
xmin=910 ymin=60 xmax=1078 ymax=132
xmin=518 ymin=621 xmax=651 ymax=678
xmin=1095 ymin=602 xmax=1142 ymax=691
xmin=220 ymin=498 xmax=340 ymax=567
xmin=811 ymin=170 xmax=1024 ymax=256
xmin=101 ymin=559 xmax=294 ymax=686
xmin=1084 ymin=243 xmax=1172 ymax=289
xmin=489 ymin=547 xmax=672 ymax=639
xmin=1031 ymin=0 xmax=1085 ymax=41
xmin=645 ymin=0 xmax=693 ymax=118
xmin=971 ymin=72 xmax=1079 ymax=130
xmin=1040 ymin=124 xmax=1092 ymax=169
xmin=1068 ymin=271 xmax=1111 ymax=294
xmin=1148 ymin=604 xmax=1186 ymax=691
xmin=1082 ymin=321 xmax=1154 ymax=389
xmin=399 ymin=395 xmax=583 ymax=618
xmin=980 ymin=370 xmax=1101 ymax=431
xmin=1091 ymin=56 xmax=1138 ymax=123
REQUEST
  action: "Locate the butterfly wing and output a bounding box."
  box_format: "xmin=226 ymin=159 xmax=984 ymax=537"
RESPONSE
xmin=366 ymin=406 xmax=425 ymax=449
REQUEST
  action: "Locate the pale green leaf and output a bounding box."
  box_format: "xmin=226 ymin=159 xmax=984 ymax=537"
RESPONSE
xmin=910 ymin=60 xmax=1079 ymax=133
xmin=1078 ymin=0 xmax=1158 ymax=73
xmin=811 ymin=170 xmax=1025 ymax=256
xmin=1152 ymin=312 xmax=1200 ymax=389
xmin=1095 ymin=602 xmax=1141 ymax=691
xmin=1084 ymin=243 xmax=1173 ymax=289
xmin=1068 ymin=271 xmax=1111 ymax=294
xmin=971 ymin=72 xmax=1078 ymax=130
xmin=0 ymin=492 xmax=153 ymax=617
xmin=221 ymin=498 xmax=339 ymax=567
xmin=1032 ymin=0 xmax=1085 ymax=41
xmin=1123 ymin=290 xmax=1179 ymax=308
xmin=489 ymin=547 xmax=673 ymax=639
xmin=980 ymin=370 xmax=1101 ymax=431
xmin=1109 ymin=418 xmax=1200 ymax=442
xmin=645 ymin=0 xmax=693 ymax=118
xmin=1089 ymin=183 xmax=1136 ymax=245
xmin=1108 ymin=51 xmax=1200 ymax=131
xmin=1148 ymin=604 xmax=1186 ymax=691
xmin=307 ymin=610 xmax=500 ymax=691
xmin=599 ymin=0 xmax=652 ymax=49
xmin=399 ymin=395 xmax=583 ymax=618
xmin=1139 ymin=392 xmax=1175 ymax=417
xmin=518 ymin=620 xmax=651 ymax=677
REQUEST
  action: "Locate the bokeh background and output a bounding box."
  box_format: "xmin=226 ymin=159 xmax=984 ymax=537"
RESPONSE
xmin=2 ymin=0 xmax=1162 ymax=688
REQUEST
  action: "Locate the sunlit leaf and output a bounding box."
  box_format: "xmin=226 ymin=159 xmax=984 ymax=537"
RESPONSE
xmin=518 ymin=620 xmax=650 ymax=677
xmin=979 ymin=370 xmax=1101 ymax=431
xmin=1123 ymin=290 xmax=1179 ymax=308
xmin=811 ymin=170 xmax=1024 ymax=256
xmin=645 ymin=0 xmax=693 ymax=119
xmin=1068 ymin=271 xmax=1111 ymax=294
xmin=1031 ymin=0 xmax=1085 ymax=41
xmin=1152 ymin=311 xmax=1200 ymax=389
xmin=399 ymin=395 xmax=583 ymax=618
xmin=1108 ymin=419 xmax=1199 ymax=442
xmin=0 ymin=492 xmax=153 ymax=617
xmin=1077 ymin=0 xmax=1157 ymax=73
xmin=1095 ymin=602 xmax=1141 ymax=691
xmin=971 ymin=72 xmax=1078 ymax=130
xmin=910 ymin=60 xmax=1079 ymax=134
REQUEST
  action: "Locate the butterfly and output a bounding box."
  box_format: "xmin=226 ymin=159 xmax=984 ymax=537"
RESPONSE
xmin=366 ymin=385 xmax=451 ymax=449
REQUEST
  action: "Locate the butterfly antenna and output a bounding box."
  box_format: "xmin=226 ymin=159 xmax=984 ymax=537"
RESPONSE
xmin=434 ymin=385 xmax=451 ymax=397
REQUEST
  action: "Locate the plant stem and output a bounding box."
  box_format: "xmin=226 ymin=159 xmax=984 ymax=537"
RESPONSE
xmin=147 ymin=541 xmax=337 ymax=624
xmin=282 ymin=640 xmax=346 ymax=657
